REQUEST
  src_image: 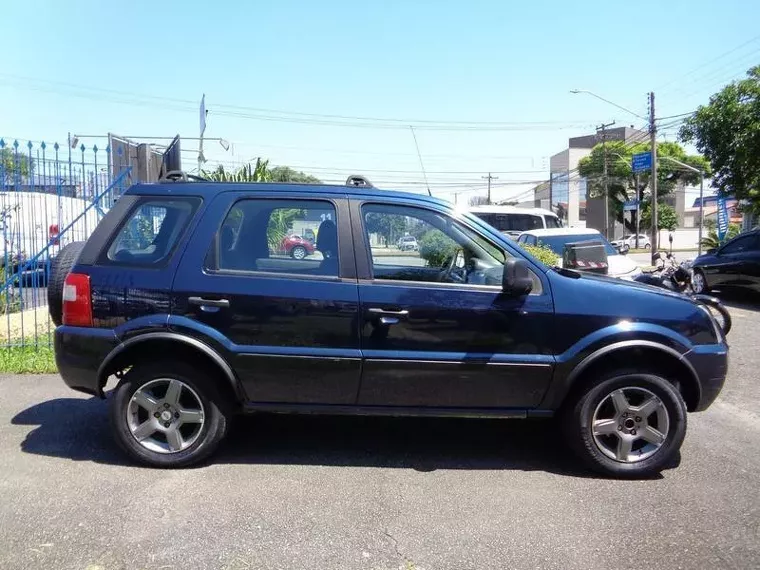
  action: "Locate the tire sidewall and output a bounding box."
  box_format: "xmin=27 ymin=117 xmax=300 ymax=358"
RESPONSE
xmin=110 ymin=362 xmax=228 ymax=468
xmin=569 ymin=372 xmax=687 ymax=478
xmin=291 ymin=246 xmax=306 ymax=259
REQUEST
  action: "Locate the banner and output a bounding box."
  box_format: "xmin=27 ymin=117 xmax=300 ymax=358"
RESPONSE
xmin=717 ymin=196 xmax=729 ymax=241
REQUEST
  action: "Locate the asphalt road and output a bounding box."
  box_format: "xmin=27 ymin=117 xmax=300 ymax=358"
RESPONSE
xmin=0 ymin=298 xmax=759 ymax=569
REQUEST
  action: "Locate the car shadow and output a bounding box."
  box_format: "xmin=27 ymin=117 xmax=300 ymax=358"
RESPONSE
xmin=12 ymin=398 xmax=670 ymax=479
xmin=708 ymin=288 xmax=760 ymax=312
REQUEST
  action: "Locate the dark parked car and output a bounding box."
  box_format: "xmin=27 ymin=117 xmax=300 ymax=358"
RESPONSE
xmin=51 ymin=180 xmax=728 ymax=478
xmin=690 ymin=229 xmax=760 ymax=294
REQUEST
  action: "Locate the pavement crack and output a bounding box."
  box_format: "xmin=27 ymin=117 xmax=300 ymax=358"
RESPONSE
xmin=383 ymin=527 xmax=405 ymax=562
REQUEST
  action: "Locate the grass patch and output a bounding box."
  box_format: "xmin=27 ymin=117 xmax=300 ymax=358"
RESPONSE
xmin=0 ymin=336 xmax=57 ymax=374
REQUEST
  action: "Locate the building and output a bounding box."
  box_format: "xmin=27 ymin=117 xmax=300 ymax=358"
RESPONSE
xmin=539 ymin=127 xmax=647 ymax=232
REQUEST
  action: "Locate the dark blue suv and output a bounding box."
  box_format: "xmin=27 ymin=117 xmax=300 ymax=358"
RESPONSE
xmin=51 ymin=180 xmax=728 ymax=477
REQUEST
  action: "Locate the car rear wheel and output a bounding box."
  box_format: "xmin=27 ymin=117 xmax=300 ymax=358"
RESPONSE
xmin=644 ymin=243 xmax=651 ymax=249
xmin=623 ymin=243 xmax=630 ymax=253
xmin=691 ymin=269 xmax=708 ymax=294
xmin=290 ymin=245 xmax=307 ymax=260
xmin=110 ymin=361 xmax=231 ymax=468
xmin=563 ymin=370 xmax=686 ymax=478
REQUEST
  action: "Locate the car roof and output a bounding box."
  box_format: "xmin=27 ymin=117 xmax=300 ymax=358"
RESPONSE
xmin=519 ymin=227 xmax=602 ymax=237
xmin=467 ymin=205 xmax=558 ymax=216
xmin=124 ymin=181 xmax=449 ymax=207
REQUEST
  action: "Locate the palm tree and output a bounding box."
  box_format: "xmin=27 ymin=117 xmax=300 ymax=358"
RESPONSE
xmin=700 ymin=223 xmax=740 ymax=250
xmin=202 ymin=158 xmax=271 ymax=182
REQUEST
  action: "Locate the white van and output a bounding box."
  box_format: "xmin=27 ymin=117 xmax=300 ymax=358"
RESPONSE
xmin=467 ymin=205 xmax=562 ymax=239
xmin=0 ymin=192 xmax=105 ymax=266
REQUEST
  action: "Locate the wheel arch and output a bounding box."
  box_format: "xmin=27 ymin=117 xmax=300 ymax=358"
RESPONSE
xmin=555 ymin=341 xmax=702 ymax=412
xmin=97 ymin=333 xmax=244 ymax=405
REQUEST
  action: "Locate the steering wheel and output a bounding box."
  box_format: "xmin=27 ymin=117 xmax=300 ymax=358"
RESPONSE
xmin=440 ymin=248 xmax=468 ymax=284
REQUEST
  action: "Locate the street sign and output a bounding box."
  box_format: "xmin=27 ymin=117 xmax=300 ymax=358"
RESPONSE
xmin=632 ymin=152 xmax=652 ymax=172
xmin=717 ymin=196 xmax=729 ymax=241
xmin=623 ymin=200 xmax=639 ymax=212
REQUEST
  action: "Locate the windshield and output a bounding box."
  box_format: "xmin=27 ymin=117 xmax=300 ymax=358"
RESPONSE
xmin=473 ymin=212 xmax=544 ymax=233
xmin=536 ymin=234 xmax=618 ymax=256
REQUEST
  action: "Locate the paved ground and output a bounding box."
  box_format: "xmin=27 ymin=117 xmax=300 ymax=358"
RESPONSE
xmin=0 ymin=297 xmax=759 ymax=569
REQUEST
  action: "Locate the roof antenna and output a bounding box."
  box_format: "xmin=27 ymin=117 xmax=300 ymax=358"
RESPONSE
xmin=409 ymin=125 xmax=432 ymax=197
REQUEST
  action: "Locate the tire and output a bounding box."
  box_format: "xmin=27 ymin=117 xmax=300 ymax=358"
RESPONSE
xmin=623 ymin=244 xmax=630 ymax=253
xmin=110 ymin=361 xmax=231 ymax=468
xmin=290 ymin=245 xmax=307 ymax=260
xmin=47 ymin=241 xmax=85 ymax=326
xmin=644 ymin=243 xmax=651 ymax=249
xmin=691 ymin=269 xmax=708 ymax=294
xmin=563 ymin=370 xmax=687 ymax=478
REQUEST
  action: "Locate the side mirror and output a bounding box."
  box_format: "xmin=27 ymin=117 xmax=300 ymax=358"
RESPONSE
xmin=502 ymin=259 xmax=533 ymax=296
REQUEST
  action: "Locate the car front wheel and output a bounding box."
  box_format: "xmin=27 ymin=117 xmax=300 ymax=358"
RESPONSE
xmin=110 ymin=361 xmax=231 ymax=468
xmin=691 ymin=269 xmax=708 ymax=294
xmin=564 ymin=370 xmax=686 ymax=478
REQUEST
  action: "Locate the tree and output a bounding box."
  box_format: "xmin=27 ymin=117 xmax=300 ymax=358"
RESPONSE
xmin=700 ymin=223 xmax=741 ymax=250
xmin=364 ymin=213 xmax=406 ymax=247
xmin=202 ymin=158 xmax=271 ymax=182
xmin=640 ymin=202 xmax=678 ymax=232
xmin=679 ymin=65 xmax=760 ymax=212
xmin=577 ymin=140 xmax=708 ymax=230
xmin=269 ymin=166 xmax=322 ymax=184
xmin=1 ymin=148 xmax=34 ymax=186
xmin=469 ymin=195 xmax=490 ymax=207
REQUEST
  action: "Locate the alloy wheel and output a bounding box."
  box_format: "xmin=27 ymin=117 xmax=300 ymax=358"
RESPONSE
xmin=292 ymin=246 xmax=306 ymax=260
xmin=692 ymin=270 xmax=705 ymax=293
xmin=591 ymin=387 xmax=670 ymax=463
xmin=126 ymin=378 xmax=205 ymax=454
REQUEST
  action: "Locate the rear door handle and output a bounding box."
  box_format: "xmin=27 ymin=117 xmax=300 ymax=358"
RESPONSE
xmin=188 ymin=296 xmax=230 ymax=308
xmin=367 ymin=308 xmax=409 ymax=316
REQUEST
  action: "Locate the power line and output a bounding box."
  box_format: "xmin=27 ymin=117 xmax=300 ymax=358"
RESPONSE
xmin=0 ymin=73 xmax=598 ymax=132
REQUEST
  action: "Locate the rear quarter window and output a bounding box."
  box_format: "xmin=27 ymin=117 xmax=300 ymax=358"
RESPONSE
xmin=103 ymin=197 xmax=200 ymax=266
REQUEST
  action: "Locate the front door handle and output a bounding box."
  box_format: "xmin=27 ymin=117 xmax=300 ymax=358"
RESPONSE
xmin=188 ymin=296 xmax=230 ymax=308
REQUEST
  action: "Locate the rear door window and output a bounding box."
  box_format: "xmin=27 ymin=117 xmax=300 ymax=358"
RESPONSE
xmin=473 ymin=212 xmax=544 ymax=232
xmin=105 ymin=198 xmax=200 ymax=266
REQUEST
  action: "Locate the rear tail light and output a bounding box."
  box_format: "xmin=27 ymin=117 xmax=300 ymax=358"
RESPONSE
xmin=62 ymin=273 xmax=93 ymax=327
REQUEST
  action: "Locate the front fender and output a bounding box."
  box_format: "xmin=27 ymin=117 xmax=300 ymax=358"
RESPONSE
xmin=540 ymin=322 xmax=698 ymax=410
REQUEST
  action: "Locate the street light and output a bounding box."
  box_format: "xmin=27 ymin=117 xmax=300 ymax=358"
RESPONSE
xmin=569 ymin=90 xmax=647 ymax=120
xmin=659 ymin=156 xmax=706 ymax=256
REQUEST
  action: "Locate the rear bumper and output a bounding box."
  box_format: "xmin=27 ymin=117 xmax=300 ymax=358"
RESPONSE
xmin=685 ymin=343 xmax=729 ymax=412
xmin=55 ymin=326 xmax=119 ymax=398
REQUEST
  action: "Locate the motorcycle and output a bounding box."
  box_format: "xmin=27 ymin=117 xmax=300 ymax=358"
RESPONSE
xmin=634 ymin=252 xmax=732 ymax=335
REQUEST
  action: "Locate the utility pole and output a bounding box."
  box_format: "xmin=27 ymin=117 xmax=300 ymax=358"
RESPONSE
xmin=597 ymin=121 xmax=615 ymax=239
xmin=649 ymin=92 xmax=658 ymax=264
xmin=635 ymin=173 xmax=641 ymax=249
xmin=483 ymin=173 xmax=499 ymax=204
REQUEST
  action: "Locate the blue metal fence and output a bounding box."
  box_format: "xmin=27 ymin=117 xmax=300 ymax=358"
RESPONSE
xmin=0 ymin=137 xmax=132 ymax=349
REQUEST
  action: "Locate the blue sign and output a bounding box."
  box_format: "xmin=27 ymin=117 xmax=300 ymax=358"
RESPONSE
xmin=623 ymin=200 xmax=639 ymax=212
xmin=632 ymin=152 xmax=652 ymax=172
xmin=717 ymin=196 xmax=729 ymax=241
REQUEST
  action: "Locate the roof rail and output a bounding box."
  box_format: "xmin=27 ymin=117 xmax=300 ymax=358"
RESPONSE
xmin=345 ymin=175 xmax=374 ymax=188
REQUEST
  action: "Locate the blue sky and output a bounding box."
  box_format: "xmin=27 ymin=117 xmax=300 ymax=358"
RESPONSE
xmin=1 ymin=0 xmax=758 ymax=202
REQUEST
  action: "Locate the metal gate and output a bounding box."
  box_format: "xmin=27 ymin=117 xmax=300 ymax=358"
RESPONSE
xmin=0 ymin=137 xmax=132 ymax=348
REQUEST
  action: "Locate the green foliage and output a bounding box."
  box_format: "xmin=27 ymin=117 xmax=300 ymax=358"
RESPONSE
xmin=1 ymin=148 xmax=34 ymax=185
xmin=520 ymin=242 xmax=559 ymax=266
xmin=680 ymin=65 xmax=760 ymax=213
xmin=0 ymin=341 xmax=56 ymax=373
xmin=418 ymin=229 xmax=457 ymax=268
xmin=640 ymin=202 xmax=679 ymax=232
xmin=365 ymin=213 xmax=407 ymax=246
xmin=704 ymin=218 xmax=717 ymax=232
xmin=202 ymin=158 xmax=271 ymax=182
xmin=700 ymin=223 xmax=741 ymax=250
xmin=267 ymin=208 xmax=305 ymax=250
xmin=269 ymin=166 xmax=322 ymax=184
xmin=577 ymin=140 xmax=708 ymax=229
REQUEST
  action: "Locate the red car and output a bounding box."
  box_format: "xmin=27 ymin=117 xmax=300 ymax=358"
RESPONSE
xmin=280 ymin=235 xmax=315 ymax=259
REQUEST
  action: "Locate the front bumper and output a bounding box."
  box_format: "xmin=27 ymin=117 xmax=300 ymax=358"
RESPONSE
xmin=55 ymin=326 xmax=119 ymax=398
xmin=684 ymin=343 xmax=729 ymax=412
